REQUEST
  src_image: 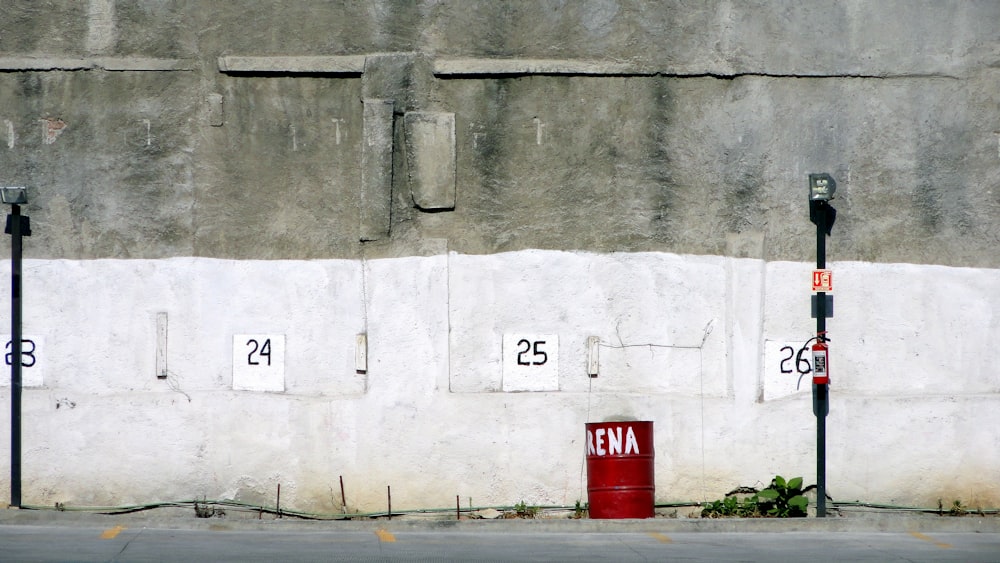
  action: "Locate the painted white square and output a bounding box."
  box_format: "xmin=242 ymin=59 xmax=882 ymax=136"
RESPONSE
xmin=762 ymin=340 xmax=811 ymax=401
xmin=233 ymin=334 xmax=285 ymax=392
xmin=0 ymin=334 xmax=43 ymax=388
xmin=502 ymin=334 xmax=558 ymax=392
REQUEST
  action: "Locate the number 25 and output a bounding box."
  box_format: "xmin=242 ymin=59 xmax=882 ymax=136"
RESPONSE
xmin=517 ymin=339 xmax=548 ymax=366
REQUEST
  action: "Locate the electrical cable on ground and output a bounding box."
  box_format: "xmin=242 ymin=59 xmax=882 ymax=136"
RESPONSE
xmin=19 ymin=499 xmax=999 ymax=519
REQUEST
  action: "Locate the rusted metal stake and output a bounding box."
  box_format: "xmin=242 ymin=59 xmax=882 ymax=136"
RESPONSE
xmin=456 ymin=495 xmax=460 ymax=521
xmin=387 ymin=485 xmax=392 ymax=521
xmin=277 ymin=483 xmax=282 ymax=518
xmin=340 ymin=475 xmax=347 ymax=513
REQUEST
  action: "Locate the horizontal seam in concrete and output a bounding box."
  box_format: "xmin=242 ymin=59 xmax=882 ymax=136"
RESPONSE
xmin=689 ymin=71 xmax=964 ymax=80
xmin=0 ymin=55 xmax=962 ymax=79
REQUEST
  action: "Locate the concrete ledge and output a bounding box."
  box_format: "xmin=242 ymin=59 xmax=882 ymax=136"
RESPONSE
xmin=218 ymin=55 xmax=366 ymax=74
xmin=0 ymin=57 xmax=191 ymax=71
xmin=433 ymin=57 xmax=655 ymax=76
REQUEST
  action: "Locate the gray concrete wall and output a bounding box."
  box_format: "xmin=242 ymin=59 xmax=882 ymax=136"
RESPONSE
xmin=0 ymin=1 xmax=997 ymax=265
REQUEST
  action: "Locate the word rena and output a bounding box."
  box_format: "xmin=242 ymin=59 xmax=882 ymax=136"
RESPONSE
xmin=587 ymin=425 xmax=641 ymax=457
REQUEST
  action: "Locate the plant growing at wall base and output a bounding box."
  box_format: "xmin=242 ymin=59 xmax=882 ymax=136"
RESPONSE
xmin=508 ymin=500 xmax=539 ymax=519
xmin=701 ymin=494 xmax=761 ymax=518
xmin=757 ymin=476 xmax=808 ymax=517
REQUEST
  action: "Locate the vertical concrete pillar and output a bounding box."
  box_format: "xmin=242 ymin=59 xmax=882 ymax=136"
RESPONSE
xmin=360 ymin=98 xmax=395 ymax=241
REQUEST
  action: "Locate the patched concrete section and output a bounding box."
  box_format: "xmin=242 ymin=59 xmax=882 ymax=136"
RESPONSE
xmin=206 ymin=93 xmax=223 ymax=127
xmin=404 ymin=112 xmax=456 ymax=210
xmin=0 ymin=71 xmax=198 ymax=258
xmin=193 ymin=75 xmax=362 ymax=259
xmin=362 ymin=54 xmax=432 ymax=115
xmin=447 ymin=251 xmax=728 ymax=395
xmin=85 ymin=0 xmax=116 ymax=55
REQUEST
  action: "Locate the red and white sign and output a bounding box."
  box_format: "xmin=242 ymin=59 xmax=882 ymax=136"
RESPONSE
xmin=811 ymin=269 xmax=832 ymax=292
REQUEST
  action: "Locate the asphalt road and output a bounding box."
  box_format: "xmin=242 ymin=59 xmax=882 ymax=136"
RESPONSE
xmin=2 ymin=524 xmax=999 ymax=562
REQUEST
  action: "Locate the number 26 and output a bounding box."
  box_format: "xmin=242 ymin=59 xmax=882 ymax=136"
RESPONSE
xmin=779 ymin=345 xmax=811 ymax=375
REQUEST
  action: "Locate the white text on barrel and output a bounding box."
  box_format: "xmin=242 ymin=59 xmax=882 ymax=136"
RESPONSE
xmin=587 ymin=426 xmax=640 ymax=456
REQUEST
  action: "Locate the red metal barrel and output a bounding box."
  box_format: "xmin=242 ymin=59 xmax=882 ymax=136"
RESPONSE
xmin=585 ymin=421 xmax=654 ymax=519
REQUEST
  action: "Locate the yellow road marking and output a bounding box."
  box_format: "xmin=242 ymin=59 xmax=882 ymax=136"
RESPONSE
xmin=648 ymin=532 xmax=672 ymax=543
xmin=909 ymin=531 xmax=952 ymax=549
xmin=375 ymin=528 xmax=396 ymax=543
xmin=100 ymin=525 xmax=126 ymax=539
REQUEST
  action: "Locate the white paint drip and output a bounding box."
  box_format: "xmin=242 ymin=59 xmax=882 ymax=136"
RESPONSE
xmin=332 ymin=118 xmax=343 ymax=145
xmin=533 ymin=117 xmax=545 ymax=145
xmin=4 ymin=120 xmax=13 ymax=149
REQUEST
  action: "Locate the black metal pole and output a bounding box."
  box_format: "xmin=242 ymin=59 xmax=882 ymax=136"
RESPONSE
xmin=10 ymin=203 xmax=22 ymax=508
xmin=813 ymin=201 xmax=829 ymax=518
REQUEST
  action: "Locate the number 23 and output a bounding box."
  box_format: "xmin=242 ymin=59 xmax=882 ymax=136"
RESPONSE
xmin=5 ymin=339 xmax=36 ymax=367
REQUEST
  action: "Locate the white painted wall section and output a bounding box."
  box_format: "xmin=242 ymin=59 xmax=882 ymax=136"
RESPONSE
xmin=0 ymin=250 xmax=996 ymax=512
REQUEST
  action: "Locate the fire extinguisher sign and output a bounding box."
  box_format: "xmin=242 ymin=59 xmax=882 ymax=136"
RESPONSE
xmin=811 ymin=269 xmax=832 ymax=292
xmin=813 ymin=349 xmax=827 ymax=376
xmin=812 ymin=343 xmax=829 ymax=385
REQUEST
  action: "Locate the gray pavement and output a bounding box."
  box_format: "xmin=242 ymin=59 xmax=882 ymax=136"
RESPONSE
xmin=1 ymin=507 xmax=998 ymax=562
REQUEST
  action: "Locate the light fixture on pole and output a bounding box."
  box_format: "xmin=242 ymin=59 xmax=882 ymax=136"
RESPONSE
xmin=808 ymin=173 xmax=836 ymax=201
xmin=3 ymin=186 xmax=30 ymax=509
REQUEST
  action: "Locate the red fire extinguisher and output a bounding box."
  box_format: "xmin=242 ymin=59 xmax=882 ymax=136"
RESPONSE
xmin=812 ymin=335 xmax=829 ymax=385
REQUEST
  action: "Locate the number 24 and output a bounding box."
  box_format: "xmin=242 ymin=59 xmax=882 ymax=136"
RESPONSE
xmin=247 ymin=338 xmax=272 ymax=366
